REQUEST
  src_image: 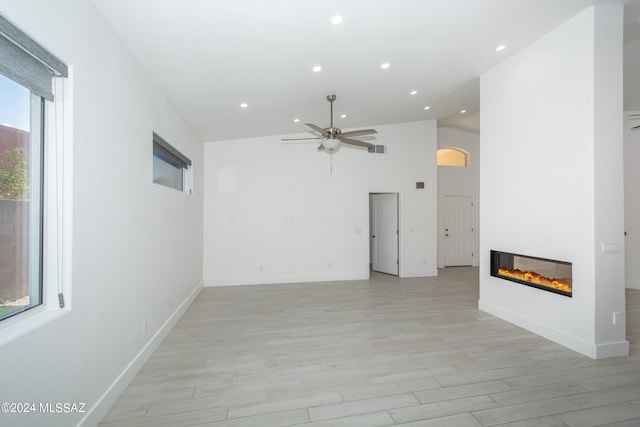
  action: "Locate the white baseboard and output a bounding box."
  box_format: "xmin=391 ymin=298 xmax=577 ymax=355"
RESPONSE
xmin=78 ymin=281 xmax=202 ymax=427
xmin=401 ymin=268 xmax=439 ymax=278
xmin=479 ymin=299 xmax=628 ymax=359
xmin=595 ymin=340 xmax=630 ymax=359
xmin=204 ymin=269 xmax=441 ymax=287
xmin=204 ymin=272 xmax=369 ymax=287
xmin=626 ymin=279 xmax=640 ymax=290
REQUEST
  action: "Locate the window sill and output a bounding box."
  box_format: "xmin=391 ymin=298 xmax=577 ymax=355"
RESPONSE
xmin=0 ymin=305 xmax=69 ymax=347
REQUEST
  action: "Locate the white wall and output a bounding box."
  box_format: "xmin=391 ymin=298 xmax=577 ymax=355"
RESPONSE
xmin=624 ymin=28 xmax=640 ymax=289
xmin=625 ymin=111 xmax=640 ymax=289
xmin=479 ymin=5 xmax=628 ymax=359
xmin=437 ymin=127 xmax=479 ymax=267
xmin=203 ymin=120 xmax=437 ymax=285
xmin=0 ymin=2 xmax=204 ymax=426
xmin=592 ymin=5 xmax=626 ymax=358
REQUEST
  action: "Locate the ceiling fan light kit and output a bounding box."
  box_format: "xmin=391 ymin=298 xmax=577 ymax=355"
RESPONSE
xmin=322 ymin=138 xmax=340 ymax=152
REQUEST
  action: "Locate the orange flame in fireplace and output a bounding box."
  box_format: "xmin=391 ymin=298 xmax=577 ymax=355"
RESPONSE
xmin=498 ymin=267 xmax=572 ymax=293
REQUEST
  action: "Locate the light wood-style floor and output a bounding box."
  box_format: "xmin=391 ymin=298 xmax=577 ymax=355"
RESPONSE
xmin=100 ymin=267 xmax=640 ymax=427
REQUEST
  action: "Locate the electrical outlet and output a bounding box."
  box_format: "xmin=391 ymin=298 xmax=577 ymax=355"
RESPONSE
xmin=613 ymin=312 xmax=621 ymax=326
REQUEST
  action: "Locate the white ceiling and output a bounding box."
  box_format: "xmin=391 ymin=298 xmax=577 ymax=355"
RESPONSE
xmin=91 ymin=0 xmax=640 ymax=142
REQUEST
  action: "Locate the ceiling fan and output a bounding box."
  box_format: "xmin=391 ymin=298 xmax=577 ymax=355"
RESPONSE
xmin=282 ymin=94 xmax=377 ymax=152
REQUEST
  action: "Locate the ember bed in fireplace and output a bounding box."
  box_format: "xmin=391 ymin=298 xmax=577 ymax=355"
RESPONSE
xmin=490 ymin=250 xmax=572 ymax=297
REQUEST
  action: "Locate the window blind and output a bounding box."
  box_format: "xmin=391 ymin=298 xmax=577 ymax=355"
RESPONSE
xmin=153 ymin=132 xmax=192 ymax=168
xmin=0 ymin=14 xmax=67 ymax=101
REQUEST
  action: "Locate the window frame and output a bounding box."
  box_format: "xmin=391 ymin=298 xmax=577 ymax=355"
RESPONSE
xmin=0 ymin=74 xmax=72 ymax=340
xmin=0 ymin=15 xmax=71 ymax=337
xmin=0 ymin=89 xmax=45 ymax=322
xmin=28 ymin=95 xmax=45 ymax=316
xmin=152 ymin=132 xmax=192 ymax=194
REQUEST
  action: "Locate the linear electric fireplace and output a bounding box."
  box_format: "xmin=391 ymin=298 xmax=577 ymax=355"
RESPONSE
xmin=490 ymin=250 xmax=572 ymax=297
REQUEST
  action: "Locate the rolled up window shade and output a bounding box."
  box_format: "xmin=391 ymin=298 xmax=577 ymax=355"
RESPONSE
xmin=0 ymin=14 xmax=68 ymax=101
xmin=153 ymin=132 xmax=191 ymax=168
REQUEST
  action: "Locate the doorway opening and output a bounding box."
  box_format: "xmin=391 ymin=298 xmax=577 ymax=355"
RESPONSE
xmin=369 ymin=193 xmax=399 ymax=276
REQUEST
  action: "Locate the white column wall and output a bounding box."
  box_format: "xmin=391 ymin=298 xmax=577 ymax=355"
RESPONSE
xmin=592 ymin=5 xmax=626 ymax=357
xmin=479 ymin=5 xmax=627 ymax=358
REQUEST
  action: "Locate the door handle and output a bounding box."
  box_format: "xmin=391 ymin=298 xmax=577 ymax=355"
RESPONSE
xmin=372 ymin=235 xmax=376 ymax=238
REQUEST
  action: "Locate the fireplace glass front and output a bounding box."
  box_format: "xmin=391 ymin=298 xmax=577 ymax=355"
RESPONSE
xmin=490 ymin=250 xmax=572 ymax=297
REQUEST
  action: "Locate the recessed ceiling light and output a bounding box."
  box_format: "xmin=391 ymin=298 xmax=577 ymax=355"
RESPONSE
xmin=331 ymin=15 xmax=343 ymax=25
xmin=423 ymin=106 xmax=431 ymax=110
xmin=312 ymin=65 xmax=322 ymax=72
xmin=240 ymin=103 xmax=248 ymax=108
xmin=340 ymin=114 xmax=347 ymax=118
xmin=381 ymin=62 xmax=390 ymax=70
xmin=410 ymin=90 xmax=418 ymax=95
xmin=293 ymin=118 xmax=300 ymax=123
xmin=496 ymin=44 xmax=506 ymax=52
xmin=460 ymin=109 xmax=467 ymax=114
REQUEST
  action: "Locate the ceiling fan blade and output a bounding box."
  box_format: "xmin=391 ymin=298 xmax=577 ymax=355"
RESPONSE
xmin=340 ymin=129 xmax=378 ymax=138
xmin=338 ymin=137 xmax=373 ymax=148
xmin=306 ymin=123 xmax=329 ymax=136
xmin=281 ymin=137 xmax=322 ymax=141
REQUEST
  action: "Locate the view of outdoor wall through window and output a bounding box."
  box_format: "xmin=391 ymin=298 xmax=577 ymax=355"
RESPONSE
xmin=437 ymin=147 xmax=468 ymax=167
xmin=0 ymin=73 xmax=43 ymax=320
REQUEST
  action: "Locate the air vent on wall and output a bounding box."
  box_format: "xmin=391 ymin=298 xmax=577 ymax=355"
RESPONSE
xmin=368 ymin=144 xmax=386 ymax=154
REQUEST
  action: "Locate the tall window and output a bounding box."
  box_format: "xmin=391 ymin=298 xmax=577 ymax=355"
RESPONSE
xmin=0 ymin=15 xmax=67 ymax=322
xmin=0 ymin=76 xmax=43 ymax=320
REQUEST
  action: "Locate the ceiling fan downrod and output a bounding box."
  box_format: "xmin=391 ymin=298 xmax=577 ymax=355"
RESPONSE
xmin=327 ymin=94 xmax=336 ymax=130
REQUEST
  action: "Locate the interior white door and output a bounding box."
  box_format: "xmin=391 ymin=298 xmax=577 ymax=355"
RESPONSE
xmin=371 ymin=193 xmax=399 ymax=275
xmin=443 ymin=195 xmax=474 ymax=266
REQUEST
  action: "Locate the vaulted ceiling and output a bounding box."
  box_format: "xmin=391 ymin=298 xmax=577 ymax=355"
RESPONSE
xmin=91 ymin=0 xmax=640 ymax=142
